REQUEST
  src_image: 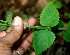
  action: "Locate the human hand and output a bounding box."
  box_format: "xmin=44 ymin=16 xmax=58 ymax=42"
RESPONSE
xmin=0 ymin=16 xmax=36 ymax=55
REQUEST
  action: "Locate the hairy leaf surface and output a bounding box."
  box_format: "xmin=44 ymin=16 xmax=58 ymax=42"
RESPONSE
xmin=33 ymin=29 xmax=56 ymax=55
xmin=39 ymin=2 xmax=59 ymax=27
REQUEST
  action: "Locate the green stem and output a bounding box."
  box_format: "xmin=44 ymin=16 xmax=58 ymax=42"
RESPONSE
xmin=24 ymin=25 xmax=66 ymax=31
xmin=0 ymin=24 xmax=66 ymax=31
xmin=0 ymin=24 xmax=8 ymax=26
xmin=24 ymin=25 xmax=49 ymax=29
xmin=0 ymin=20 xmax=7 ymax=23
xmin=58 ymin=28 xmax=66 ymax=30
xmin=0 ymin=23 xmax=11 ymax=26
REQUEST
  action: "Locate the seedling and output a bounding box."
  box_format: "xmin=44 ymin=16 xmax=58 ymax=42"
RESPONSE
xmin=0 ymin=2 xmax=70 ymax=55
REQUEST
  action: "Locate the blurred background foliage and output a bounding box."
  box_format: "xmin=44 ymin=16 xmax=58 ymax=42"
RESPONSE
xmin=0 ymin=0 xmax=70 ymax=55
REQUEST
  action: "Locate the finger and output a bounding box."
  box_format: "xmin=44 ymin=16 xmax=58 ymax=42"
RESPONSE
xmin=6 ymin=20 xmax=28 ymax=33
xmin=22 ymin=20 xmax=29 ymax=39
xmin=22 ymin=18 xmax=36 ymax=39
xmin=23 ymin=20 xmax=28 ymax=30
xmin=13 ymin=18 xmax=36 ymax=54
xmin=0 ymin=26 xmax=11 ymax=38
xmin=28 ymin=18 xmax=36 ymax=26
xmin=6 ymin=20 xmax=28 ymax=34
xmin=0 ymin=31 xmax=7 ymax=38
xmin=30 ymin=52 xmax=36 ymax=55
xmin=13 ymin=33 xmax=33 ymax=55
xmin=6 ymin=27 xmax=12 ymax=33
xmin=0 ymin=16 xmax=23 ymax=45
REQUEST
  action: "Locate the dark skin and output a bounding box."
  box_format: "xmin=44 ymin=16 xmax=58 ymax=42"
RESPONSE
xmin=0 ymin=16 xmax=36 ymax=55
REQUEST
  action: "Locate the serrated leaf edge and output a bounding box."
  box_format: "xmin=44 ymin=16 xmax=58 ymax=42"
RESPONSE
xmin=32 ymin=30 xmax=56 ymax=55
xmin=39 ymin=2 xmax=60 ymax=27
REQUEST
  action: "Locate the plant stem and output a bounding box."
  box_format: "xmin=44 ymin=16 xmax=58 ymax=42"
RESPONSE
xmin=24 ymin=25 xmax=66 ymax=31
xmin=58 ymin=28 xmax=66 ymax=30
xmin=0 ymin=20 xmax=7 ymax=23
xmin=0 ymin=24 xmax=66 ymax=31
xmin=0 ymin=23 xmax=11 ymax=26
xmin=0 ymin=24 xmax=8 ymax=26
xmin=24 ymin=25 xmax=49 ymax=29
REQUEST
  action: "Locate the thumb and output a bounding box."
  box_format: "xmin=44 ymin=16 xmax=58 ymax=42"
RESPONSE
xmin=0 ymin=16 xmax=23 ymax=46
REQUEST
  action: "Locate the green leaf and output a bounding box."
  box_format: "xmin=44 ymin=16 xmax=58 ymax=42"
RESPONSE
xmin=50 ymin=0 xmax=56 ymax=2
xmin=63 ymin=21 xmax=70 ymax=42
xmin=67 ymin=21 xmax=70 ymax=30
xmin=0 ymin=23 xmax=10 ymax=32
xmin=57 ymin=19 xmax=64 ymax=28
xmin=39 ymin=2 xmax=59 ymax=27
xmin=67 ymin=13 xmax=70 ymax=18
xmin=22 ymin=14 xmax=29 ymax=21
xmin=6 ymin=11 xmax=13 ymax=25
xmin=0 ymin=20 xmax=7 ymax=23
xmin=52 ymin=19 xmax=64 ymax=34
xmin=55 ymin=1 xmax=62 ymax=9
xmin=63 ymin=30 xmax=70 ymax=42
xmin=0 ymin=20 xmax=11 ymax=32
xmin=33 ymin=29 xmax=56 ymax=55
xmin=57 ymin=19 xmax=64 ymax=34
xmin=0 ymin=26 xmax=7 ymax=32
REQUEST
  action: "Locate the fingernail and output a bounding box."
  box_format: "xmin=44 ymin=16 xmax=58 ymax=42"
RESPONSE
xmin=12 ymin=16 xmax=21 ymax=25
